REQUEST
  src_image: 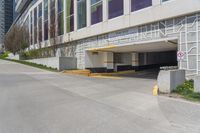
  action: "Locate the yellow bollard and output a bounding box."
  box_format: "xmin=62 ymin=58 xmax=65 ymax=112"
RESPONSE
xmin=153 ymin=85 xmax=159 ymax=96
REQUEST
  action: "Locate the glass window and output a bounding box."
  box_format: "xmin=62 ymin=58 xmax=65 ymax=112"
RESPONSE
xmin=58 ymin=0 xmax=64 ymax=12
xmin=44 ymin=0 xmax=48 ymax=20
xmin=77 ymin=0 xmax=86 ymax=29
xmin=108 ymin=0 xmax=123 ymax=19
xmin=131 ymin=0 xmax=152 ymax=12
xmin=66 ymin=0 xmax=74 ymax=32
xmin=39 ymin=3 xmax=42 ymax=18
xmin=91 ymin=0 xmax=102 ymax=25
xmin=162 ymin=0 xmax=169 ymax=2
xmin=44 ymin=21 xmax=49 ymax=40
xmin=44 ymin=0 xmax=48 ymax=40
xmin=30 ymin=11 xmax=33 ymax=45
xmin=38 ymin=3 xmax=43 ymax=42
xmin=58 ymin=0 xmax=64 ymax=35
xmin=50 ymin=0 xmax=55 ymax=38
xmin=34 ymin=7 xmax=37 ymax=44
xmin=24 ymin=17 xmax=29 ymax=46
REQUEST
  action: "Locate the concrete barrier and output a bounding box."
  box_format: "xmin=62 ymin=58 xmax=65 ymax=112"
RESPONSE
xmin=26 ymin=57 xmax=77 ymax=71
xmin=157 ymin=69 xmax=185 ymax=93
xmin=194 ymin=76 xmax=200 ymax=92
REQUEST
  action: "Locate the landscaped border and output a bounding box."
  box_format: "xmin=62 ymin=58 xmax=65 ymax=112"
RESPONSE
xmin=172 ymin=80 xmax=200 ymax=102
xmin=0 ymin=58 xmax=58 ymax=72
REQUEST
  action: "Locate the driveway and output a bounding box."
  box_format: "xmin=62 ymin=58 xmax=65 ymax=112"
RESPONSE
xmin=0 ymin=59 xmax=200 ymax=133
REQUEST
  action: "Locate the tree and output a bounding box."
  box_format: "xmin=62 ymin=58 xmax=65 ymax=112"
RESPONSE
xmin=49 ymin=17 xmax=57 ymax=57
xmin=20 ymin=26 xmax=29 ymax=51
xmin=4 ymin=25 xmax=29 ymax=55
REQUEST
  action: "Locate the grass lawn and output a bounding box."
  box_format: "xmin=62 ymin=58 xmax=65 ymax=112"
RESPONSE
xmin=0 ymin=57 xmax=58 ymax=72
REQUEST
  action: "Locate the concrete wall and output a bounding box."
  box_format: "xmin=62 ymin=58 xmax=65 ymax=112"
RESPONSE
xmin=59 ymin=57 xmax=77 ymax=70
xmin=194 ymin=76 xmax=200 ymax=92
xmin=85 ymin=52 xmax=105 ymax=68
xmin=7 ymin=53 xmax=20 ymax=60
xmin=85 ymin=51 xmax=115 ymax=71
xmin=26 ymin=57 xmax=77 ymax=71
xmin=114 ymin=53 xmax=132 ymax=65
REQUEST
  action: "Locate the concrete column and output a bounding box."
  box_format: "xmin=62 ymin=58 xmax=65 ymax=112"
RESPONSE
xmin=104 ymin=52 xmax=114 ymax=70
xmin=86 ymin=0 xmax=91 ymax=27
xmin=132 ymin=53 xmax=139 ymax=69
xmin=124 ymin=0 xmax=130 ymax=15
xmin=74 ymin=0 xmax=77 ymax=31
xmin=102 ymin=0 xmax=108 ymax=21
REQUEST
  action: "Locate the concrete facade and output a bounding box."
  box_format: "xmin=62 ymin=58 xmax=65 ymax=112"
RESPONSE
xmin=11 ymin=0 xmax=200 ymax=76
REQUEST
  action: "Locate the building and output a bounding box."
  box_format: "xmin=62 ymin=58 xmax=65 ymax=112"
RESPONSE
xmin=13 ymin=0 xmax=200 ymax=77
xmin=0 ymin=0 xmax=13 ymax=50
xmin=13 ymin=0 xmax=19 ymax=21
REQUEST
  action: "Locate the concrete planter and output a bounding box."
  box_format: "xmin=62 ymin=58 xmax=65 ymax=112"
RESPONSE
xmin=157 ymin=69 xmax=185 ymax=93
xmin=26 ymin=57 xmax=77 ymax=71
xmin=7 ymin=53 xmax=20 ymax=60
xmin=194 ymin=76 xmax=200 ymax=92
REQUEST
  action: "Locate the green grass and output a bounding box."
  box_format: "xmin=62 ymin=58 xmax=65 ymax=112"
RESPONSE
xmin=173 ymin=80 xmax=200 ymax=102
xmin=0 ymin=57 xmax=58 ymax=72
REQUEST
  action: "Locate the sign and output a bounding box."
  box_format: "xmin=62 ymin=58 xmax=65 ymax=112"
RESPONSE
xmin=177 ymin=51 xmax=185 ymax=61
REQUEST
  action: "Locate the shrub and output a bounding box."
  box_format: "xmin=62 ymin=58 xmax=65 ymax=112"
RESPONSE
xmin=173 ymin=80 xmax=200 ymax=102
xmin=20 ymin=47 xmax=54 ymax=60
xmin=188 ymin=92 xmax=200 ymax=99
xmin=0 ymin=51 xmax=10 ymax=58
xmin=174 ymin=80 xmax=194 ymax=95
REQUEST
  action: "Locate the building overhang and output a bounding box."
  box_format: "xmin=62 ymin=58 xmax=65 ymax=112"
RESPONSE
xmin=87 ymin=37 xmax=178 ymax=53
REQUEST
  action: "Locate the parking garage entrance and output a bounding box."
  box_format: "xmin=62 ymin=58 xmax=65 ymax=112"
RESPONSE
xmin=85 ymin=38 xmax=178 ymax=73
xmin=113 ymin=51 xmax=177 ymax=72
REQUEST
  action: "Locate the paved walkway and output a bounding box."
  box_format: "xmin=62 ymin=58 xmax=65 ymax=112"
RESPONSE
xmin=0 ymin=59 xmax=200 ymax=133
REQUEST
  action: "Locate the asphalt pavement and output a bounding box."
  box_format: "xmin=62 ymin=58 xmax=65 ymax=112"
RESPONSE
xmin=0 ymin=59 xmax=200 ymax=133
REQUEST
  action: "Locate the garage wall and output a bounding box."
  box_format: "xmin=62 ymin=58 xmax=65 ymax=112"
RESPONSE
xmin=139 ymin=51 xmax=177 ymax=66
xmin=114 ymin=53 xmax=132 ymax=65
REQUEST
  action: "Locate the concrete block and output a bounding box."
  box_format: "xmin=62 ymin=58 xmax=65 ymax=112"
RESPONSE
xmin=157 ymin=69 xmax=185 ymax=93
xmin=26 ymin=57 xmax=77 ymax=71
xmin=194 ymin=76 xmax=200 ymax=92
xmin=59 ymin=57 xmax=77 ymax=70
